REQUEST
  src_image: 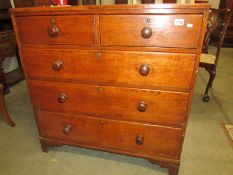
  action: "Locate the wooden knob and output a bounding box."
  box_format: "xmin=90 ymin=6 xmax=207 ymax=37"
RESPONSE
xmin=139 ymin=64 xmax=150 ymax=76
xmin=137 ymin=102 xmax=147 ymax=112
xmin=58 ymin=93 xmax=68 ymax=103
xmin=141 ymin=27 xmax=152 ymax=39
xmin=52 ymin=60 xmax=63 ymax=71
xmin=136 ymin=135 xmax=144 ymax=145
xmin=63 ymin=124 xmax=72 ymax=134
xmin=47 ymin=25 xmax=59 ymax=37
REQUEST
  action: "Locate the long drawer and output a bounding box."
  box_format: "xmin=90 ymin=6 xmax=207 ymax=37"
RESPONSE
xmin=36 ymin=111 xmax=182 ymax=159
xmin=15 ymin=15 xmax=95 ymax=45
xmin=29 ymin=80 xmax=188 ymax=126
xmin=100 ymin=15 xmax=203 ymax=48
xmin=21 ymin=48 xmax=196 ymax=91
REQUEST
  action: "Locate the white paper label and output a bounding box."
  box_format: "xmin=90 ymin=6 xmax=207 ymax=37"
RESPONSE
xmin=187 ymin=23 xmax=193 ymax=28
xmin=174 ymin=19 xmax=184 ymax=26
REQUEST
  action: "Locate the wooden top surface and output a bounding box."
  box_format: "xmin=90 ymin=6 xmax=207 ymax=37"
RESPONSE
xmin=10 ymin=4 xmax=211 ymax=16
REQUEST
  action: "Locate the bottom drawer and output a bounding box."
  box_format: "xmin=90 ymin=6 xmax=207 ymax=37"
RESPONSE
xmin=36 ymin=111 xmax=182 ymax=159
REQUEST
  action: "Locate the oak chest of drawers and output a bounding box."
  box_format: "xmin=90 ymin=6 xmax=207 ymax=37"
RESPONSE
xmin=11 ymin=4 xmax=210 ymax=175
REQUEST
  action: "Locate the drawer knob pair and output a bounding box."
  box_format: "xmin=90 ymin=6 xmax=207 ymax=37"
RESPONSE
xmin=141 ymin=27 xmax=152 ymax=39
xmin=52 ymin=60 xmax=63 ymax=71
xmin=136 ymin=135 xmax=144 ymax=145
xmin=63 ymin=124 xmax=72 ymax=134
xmin=139 ymin=64 xmax=150 ymax=76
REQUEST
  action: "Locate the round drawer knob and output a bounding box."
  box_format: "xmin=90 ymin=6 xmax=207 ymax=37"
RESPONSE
xmin=139 ymin=64 xmax=150 ymax=76
xmin=58 ymin=93 xmax=68 ymax=103
xmin=47 ymin=25 xmax=59 ymax=37
xmin=63 ymin=124 xmax=72 ymax=134
xmin=136 ymin=135 xmax=144 ymax=145
xmin=141 ymin=27 xmax=152 ymax=39
xmin=52 ymin=60 xmax=63 ymax=71
xmin=137 ymin=102 xmax=147 ymax=112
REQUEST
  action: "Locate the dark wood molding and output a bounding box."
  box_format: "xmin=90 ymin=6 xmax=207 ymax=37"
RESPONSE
xmin=195 ymin=0 xmax=209 ymax=3
xmin=218 ymin=0 xmax=233 ymax=46
xmin=115 ymin=0 xmax=128 ymax=4
xmin=13 ymin=0 xmax=35 ymax=7
xmin=163 ymin=0 xmax=177 ymax=3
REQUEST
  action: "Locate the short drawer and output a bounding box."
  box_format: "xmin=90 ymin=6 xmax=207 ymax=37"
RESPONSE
xmin=100 ymin=15 xmax=203 ymax=48
xmin=36 ymin=111 xmax=182 ymax=159
xmin=21 ymin=48 xmax=196 ymax=91
xmin=15 ymin=15 xmax=95 ymax=45
xmin=29 ymin=80 xmax=188 ymax=126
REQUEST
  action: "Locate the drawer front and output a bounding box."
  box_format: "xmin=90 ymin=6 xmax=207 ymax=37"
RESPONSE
xmin=16 ymin=15 xmax=95 ymax=45
xmin=36 ymin=111 xmax=182 ymax=159
xmin=21 ymin=48 xmax=196 ymax=90
xmin=100 ymin=15 xmax=203 ymax=48
xmin=29 ymin=80 xmax=188 ymax=125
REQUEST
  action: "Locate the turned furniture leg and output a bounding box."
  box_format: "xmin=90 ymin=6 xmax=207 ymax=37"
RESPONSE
xmin=149 ymin=160 xmax=180 ymax=175
xmin=203 ymin=68 xmax=216 ymax=102
xmin=0 ymin=63 xmax=10 ymax=94
xmin=0 ymin=84 xmax=15 ymax=127
xmin=208 ymin=68 xmax=216 ymax=88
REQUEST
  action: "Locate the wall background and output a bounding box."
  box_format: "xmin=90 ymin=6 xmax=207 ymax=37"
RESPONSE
xmin=208 ymin=0 xmax=220 ymax=8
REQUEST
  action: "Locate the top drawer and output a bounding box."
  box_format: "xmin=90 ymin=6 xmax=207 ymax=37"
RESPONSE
xmin=15 ymin=15 xmax=95 ymax=45
xmin=100 ymin=15 xmax=203 ymax=48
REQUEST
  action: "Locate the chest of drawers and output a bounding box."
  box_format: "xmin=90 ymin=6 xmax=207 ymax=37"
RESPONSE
xmin=11 ymin=4 xmax=210 ymax=175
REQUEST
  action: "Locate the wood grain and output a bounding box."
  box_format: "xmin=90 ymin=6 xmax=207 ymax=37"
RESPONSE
xmin=100 ymin=15 xmax=203 ymax=48
xmin=29 ymin=80 xmax=189 ymax=126
xmin=21 ymin=48 xmax=196 ymax=91
xmin=15 ymin=15 xmax=96 ymax=45
xmin=36 ymin=110 xmax=182 ymax=159
xmin=10 ymin=4 xmax=210 ymax=175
